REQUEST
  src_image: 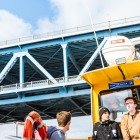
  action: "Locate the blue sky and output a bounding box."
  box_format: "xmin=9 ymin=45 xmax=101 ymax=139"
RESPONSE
xmin=0 ymin=0 xmax=139 ymax=41
xmin=0 ymin=0 xmax=55 ymax=25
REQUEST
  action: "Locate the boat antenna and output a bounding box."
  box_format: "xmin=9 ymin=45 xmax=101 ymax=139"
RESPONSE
xmin=84 ymin=1 xmax=104 ymax=67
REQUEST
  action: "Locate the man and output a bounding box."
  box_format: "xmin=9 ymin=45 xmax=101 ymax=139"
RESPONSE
xmin=47 ymin=111 xmax=71 ymax=140
xmin=92 ymin=107 xmax=122 ymax=140
xmin=121 ymin=97 xmax=140 ymax=140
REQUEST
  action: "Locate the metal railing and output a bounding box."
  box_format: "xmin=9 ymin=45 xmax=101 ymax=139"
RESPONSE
xmin=0 ymin=75 xmax=83 ymax=93
xmin=0 ymin=16 xmax=140 ymax=47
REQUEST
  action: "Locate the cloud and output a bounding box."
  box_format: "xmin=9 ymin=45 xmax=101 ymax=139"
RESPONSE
xmin=35 ymin=0 xmax=94 ymax=34
xmin=93 ymin=0 xmax=140 ymax=22
xmin=34 ymin=17 xmax=59 ymax=34
xmin=35 ymin=0 xmax=140 ymax=34
xmin=0 ymin=0 xmax=140 ymax=40
xmin=0 ymin=10 xmax=32 ymax=41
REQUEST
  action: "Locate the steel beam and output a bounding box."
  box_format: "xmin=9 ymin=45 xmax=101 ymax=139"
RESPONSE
xmin=69 ymin=98 xmax=88 ymax=115
xmin=68 ymin=48 xmax=81 ymax=72
xmin=25 ymin=52 xmax=57 ymax=84
xmin=61 ymin=43 xmax=68 ymax=82
xmin=20 ymin=56 xmax=24 ymax=85
xmin=0 ymin=88 xmax=90 ymax=105
xmin=0 ymin=54 xmax=18 ymax=83
xmin=77 ymin=37 xmax=108 ymax=80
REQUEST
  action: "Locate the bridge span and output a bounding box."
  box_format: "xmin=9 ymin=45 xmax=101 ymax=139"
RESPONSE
xmin=0 ymin=16 xmax=140 ymax=123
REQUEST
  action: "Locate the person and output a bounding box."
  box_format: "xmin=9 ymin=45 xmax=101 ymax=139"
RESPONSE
xmin=92 ymin=107 xmax=123 ymax=140
xmin=47 ymin=111 xmax=71 ymax=140
xmin=121 ymin=97 xmax=140 ymax=140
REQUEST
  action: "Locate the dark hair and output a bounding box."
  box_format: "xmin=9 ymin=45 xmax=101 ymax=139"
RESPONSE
xmin=99 ymin=107 xmax=110 ymax=119
xmin=56 ymin=111 xmax=71 ymax=127
xmin=124 ymin=97 xmax=137 ymax=104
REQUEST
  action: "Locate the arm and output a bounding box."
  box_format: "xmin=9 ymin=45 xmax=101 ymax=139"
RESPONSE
xmin=115 ymin=123 xmax=123 ymax=140
xmin=120 ymin=115 xmax=130 ymax=140
xmin=92 ymin=123 xmax=99 ymax=140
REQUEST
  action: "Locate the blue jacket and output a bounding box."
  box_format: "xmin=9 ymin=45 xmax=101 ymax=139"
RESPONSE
xmin=47 ymin=126 xmax=65 ymax=140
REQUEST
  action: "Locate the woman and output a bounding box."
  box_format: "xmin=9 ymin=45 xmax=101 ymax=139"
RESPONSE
xmin=92 ymin=107 xmax=123 ymax=140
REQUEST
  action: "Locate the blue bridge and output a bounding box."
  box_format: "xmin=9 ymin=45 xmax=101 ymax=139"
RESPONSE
xmin=0 ymin=16 xmax=140 ymax=122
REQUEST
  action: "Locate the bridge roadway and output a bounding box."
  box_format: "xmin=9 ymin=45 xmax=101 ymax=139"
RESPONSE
xmin=0 ymin=16 xmax=140 ymax=123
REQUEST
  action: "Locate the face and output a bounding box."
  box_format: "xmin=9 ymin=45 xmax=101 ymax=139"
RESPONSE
xmin=101 ymin=111 xmax=110 ymax=121
xmin=125 ymin=99 xmax=137 ymax=112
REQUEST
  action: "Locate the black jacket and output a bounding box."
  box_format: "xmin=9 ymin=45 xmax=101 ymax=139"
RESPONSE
xmin=92 ymin=120 xmax=123 ymax=140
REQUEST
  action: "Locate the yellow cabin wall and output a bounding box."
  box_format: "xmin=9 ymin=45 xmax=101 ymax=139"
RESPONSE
xmin=91 ymin=83 xmax=108 ymax=123
xmin=90 ymin=79 xmax=140 ymax=123
xmin=82 ymin=60 xmax=140 ymax=124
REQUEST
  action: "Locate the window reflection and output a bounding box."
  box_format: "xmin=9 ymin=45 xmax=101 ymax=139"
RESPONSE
xmin=100 ymin=89 xmax=132 ymax=112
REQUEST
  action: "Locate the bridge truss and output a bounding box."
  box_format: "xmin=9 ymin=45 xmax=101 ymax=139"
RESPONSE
xmin=0 ymin=17 xmax=140 ymax=122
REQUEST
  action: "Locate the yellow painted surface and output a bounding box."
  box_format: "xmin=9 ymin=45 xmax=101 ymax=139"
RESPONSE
xmin=82 ymin=60 xmax=140 ymax=86
xmin=81 ymin=60 xmax=140 ymax=123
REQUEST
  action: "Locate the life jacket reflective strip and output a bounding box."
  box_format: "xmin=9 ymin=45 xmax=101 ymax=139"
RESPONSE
xmin=27 ymin=116 xmax=34 ymax=125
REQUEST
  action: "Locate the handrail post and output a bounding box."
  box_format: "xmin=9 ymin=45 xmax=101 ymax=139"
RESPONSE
xmin=16 ymin=122 xmax=18 ymax=137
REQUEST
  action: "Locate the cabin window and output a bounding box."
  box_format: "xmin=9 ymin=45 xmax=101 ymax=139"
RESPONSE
xmin=100 ymin=89 xmax=132 ymax=112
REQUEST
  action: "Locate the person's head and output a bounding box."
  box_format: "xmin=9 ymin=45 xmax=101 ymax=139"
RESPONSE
xmin=56 ymin=111 xmax=71 ymax=132
xmin=99 ymin=107 xmax=110 ymax=122
xmin=124 ymin=97 xmax=137 ymax=112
